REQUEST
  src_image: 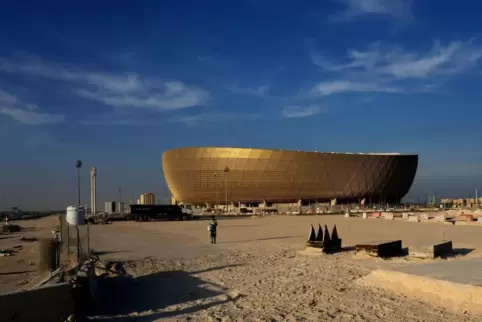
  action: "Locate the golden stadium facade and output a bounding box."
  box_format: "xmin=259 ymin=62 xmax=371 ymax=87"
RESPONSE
xmin=162 ymin=147 xmax=418 ymax=205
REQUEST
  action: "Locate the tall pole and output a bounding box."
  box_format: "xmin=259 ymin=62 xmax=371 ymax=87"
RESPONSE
xmin=224 ymin=166 xmax=229 ymax=214
xmin=476 ymin=189 xmax=478 ymax=207
xmin=214 ymin=172 xmax=218 ymax=211
xmin=75 ymin=160 xmax=82 ymax=263
xmin=119 ymin=187 xmax=124 ymax=216
xmin=76 ymin=160 xmax=82 ymax=206
xmin=90 ymin=167 xmax=97 ymax=216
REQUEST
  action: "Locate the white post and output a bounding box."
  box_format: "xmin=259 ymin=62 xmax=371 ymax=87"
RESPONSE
xmin=90 ymin=167 xmax=97 ymax=217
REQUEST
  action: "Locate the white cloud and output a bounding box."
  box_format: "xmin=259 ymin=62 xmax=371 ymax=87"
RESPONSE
xmin=311 ymin=80 xmax=401 ymax=96
xmin=0 ymin=90 xmax=64 ymax=125
xmin=0 ymin=57 xmax=210 ymax=111
xmin=76 ymin=82 xmax=209 ymax=111
xmin=310 ymin=39 xmax=482 ymax=95
xmin=172 ymin=111 xmax=262 ymax=127
xmin=226 ymin=84 xmax=270 ymax=97
xmin=331 ymin=0 xmax=412 ymax=21
xmin=282 ymin=105 xmax=324 ymax=118
xmin=313 ymin=40 xmax=482 ymax=79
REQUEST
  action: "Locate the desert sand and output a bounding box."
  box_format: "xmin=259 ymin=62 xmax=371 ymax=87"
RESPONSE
xmin=85 ymin=215 xmax=482 ymax=321
xmin=3 ymin=215 xmax=482 ymax=320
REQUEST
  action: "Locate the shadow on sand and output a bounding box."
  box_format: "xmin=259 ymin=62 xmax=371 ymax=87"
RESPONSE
xmin=90 ymin=267 xmax=237 ymax=321
xmin=453 ymin=248 xmax=475 ymax=256
xmin=219 ymin=235 xmax=302 ymax=244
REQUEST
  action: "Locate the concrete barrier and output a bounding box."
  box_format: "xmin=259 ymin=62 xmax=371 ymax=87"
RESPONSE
xmin=407 ymin=215 xmax=420 ymax=222
xmin=0 ymin=283 xmax=74 ymax=322
xmin=383 ymin=213 xmax=394 ymax=220
xmin=419 ymin=213 xmax=430 ymax=221
xmin=434 ymin=214 xmax=446 ymax=222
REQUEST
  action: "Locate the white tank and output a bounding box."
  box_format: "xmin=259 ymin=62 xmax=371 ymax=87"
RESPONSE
xmin=66 ymin=206 xmax=85 ymax=225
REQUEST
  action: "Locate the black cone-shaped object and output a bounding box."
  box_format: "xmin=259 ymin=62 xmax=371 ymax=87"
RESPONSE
xmin=316 ymin=224 xmax=323 ymax=241
xmin=331 ymin=225 xmax=339 ymax=240
xmin=308 ymin=225 xmax=316 ymax=242
xmin=322 ymin=225 xmax=331 ymax=248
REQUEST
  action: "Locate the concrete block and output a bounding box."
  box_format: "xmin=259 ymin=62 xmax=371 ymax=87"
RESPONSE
xmin=344 ymin=212 xmax=350 ymax=218
xmin=419 ymin=213 xmax=430 ymax=221
xmin=410 ymin=241 xmax=453 ymax=259
xmin=477 ymin=217 xmax=482 ymax=223
xmin=384 ymin=213 xmax=394 ymax=220
xmin=402 ymin=212 xmax=410 ymax=220
xmin=408 ymin=215 xmax=420 ymax=222
xmin=434 ymin=214 xmax=446 ymax=222
xmin=460 ymin=214 xmax=474 ymax=222
xmin=356 ymin=240 xmax=403 ymax=258
xmin=433 ymin=241 xmax=453 ymax=258
xmin=362 ymin=212 xmax=367 ymax=219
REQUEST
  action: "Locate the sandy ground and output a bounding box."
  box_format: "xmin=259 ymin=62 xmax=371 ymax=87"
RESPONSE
xmin=88 ymin=215 xmax=482 ymax=321
xmin=3 ymin=215 xmax=482 ymax=321
xmin=0 ymin=216 xmax=59 ymax=293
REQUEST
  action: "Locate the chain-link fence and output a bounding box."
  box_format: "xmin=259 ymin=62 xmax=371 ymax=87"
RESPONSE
xmin=58 ymin=215 xmax=91 ymax=266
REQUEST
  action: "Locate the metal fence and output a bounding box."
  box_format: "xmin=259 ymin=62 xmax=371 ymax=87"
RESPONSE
xmin=58 ymin=215 xmax=90 ymax=266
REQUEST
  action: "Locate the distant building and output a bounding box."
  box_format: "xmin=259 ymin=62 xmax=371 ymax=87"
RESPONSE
xmin=140 ymin=192 xmax=156 ymax=205
xmin=117 ymin=202 xmax=130 ymax=214
xmin=104 ymin=201 xmax=117 ymax=214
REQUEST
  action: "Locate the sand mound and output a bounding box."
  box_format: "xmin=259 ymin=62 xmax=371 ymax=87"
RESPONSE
xmin=358 ymin=269 xmax=482 ymax=315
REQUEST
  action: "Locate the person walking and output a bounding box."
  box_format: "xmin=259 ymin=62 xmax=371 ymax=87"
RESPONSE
xmin=207 ymin=216 xmax=218 ymax=244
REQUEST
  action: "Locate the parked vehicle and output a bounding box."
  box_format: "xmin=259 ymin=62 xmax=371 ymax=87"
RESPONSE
xmin=128 ymin=204 xmax=192 ymax=221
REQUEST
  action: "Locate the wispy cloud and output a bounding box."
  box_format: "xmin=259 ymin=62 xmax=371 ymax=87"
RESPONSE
xmin=310 ymin=39 xmax=482 ymax=95
xmin=0 ymin=57 xmax=210 ymax=111
xmin=311 ymin=80 xmax=401 ymax=96
xmin=172 ymin=111 xmax=262 ymax=127
xmin=225 ymin=84 xmax=270 ymax=97
xmin=282 ymin=105 xmax=325 ymax=118
xmin=80 ymin=111 xmax=162 ymax=126
xmin=0 ymin=90 xmax=64 ymax=125
xmin=330 ymin=0 xmax=412 ymax=21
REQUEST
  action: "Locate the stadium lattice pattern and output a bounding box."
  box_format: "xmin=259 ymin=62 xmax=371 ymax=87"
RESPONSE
xmin=162 ymin=147 xmax=418 ymax=205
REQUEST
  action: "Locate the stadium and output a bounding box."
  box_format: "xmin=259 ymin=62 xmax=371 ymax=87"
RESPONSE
xmin=162 ymin=147 xmax=418 ymax=208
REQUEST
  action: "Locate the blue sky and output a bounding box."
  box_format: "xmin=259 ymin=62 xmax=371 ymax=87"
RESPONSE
xmin=1 ymin=0 xmax=482 ymax=209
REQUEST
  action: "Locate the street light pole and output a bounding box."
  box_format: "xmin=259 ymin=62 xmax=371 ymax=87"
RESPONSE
xmin=76 ymin=160 xmax=83 ymax=206
xmin=224 ymin=166 xmax=229 ymax=214
xmin=214 ymin=172 xmax=218 ymax=211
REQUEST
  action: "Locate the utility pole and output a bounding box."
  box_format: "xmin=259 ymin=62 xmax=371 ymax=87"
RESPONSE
xmin=119 ymin=187 xmax=124 ymax=216
xmin=76 ymin=160 xmax=83 ymax=206
xmin=90 ymin=167 xmax=97 ymax=216
xmin=214 ymin=172 xmax=218 ymax=211
xmin=224 ymin=166 xmax=229 ymax=214
xmin=475 ymin=188 xmax=479 ymax=208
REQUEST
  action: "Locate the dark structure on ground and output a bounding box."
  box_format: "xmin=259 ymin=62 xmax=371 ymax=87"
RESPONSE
xmin=307 ymin=224 xmax=342 ymax=253
xmin=356 ymin=240 xmax=403 ymax=258
xmin=129 ymin=204 xmax=185 ymax=221
xmin=163 ymin=147 xmax=418 ymax=205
